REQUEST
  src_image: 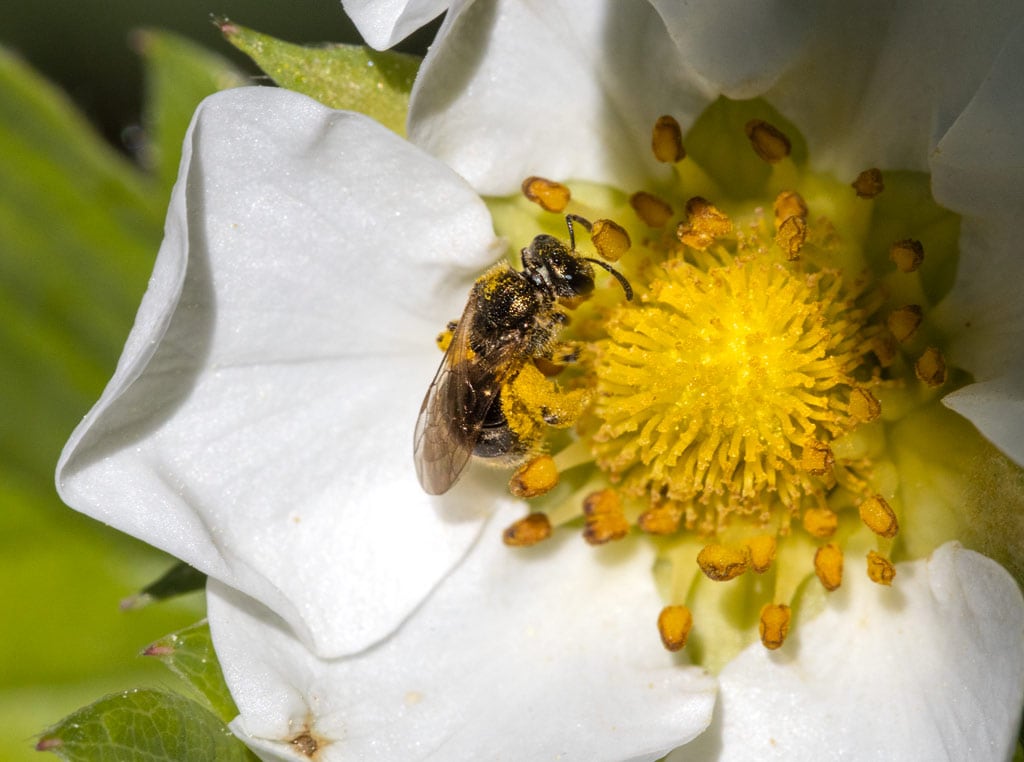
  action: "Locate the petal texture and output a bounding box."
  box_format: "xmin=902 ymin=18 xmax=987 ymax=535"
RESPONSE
xmin=649 ymin=0 xmax=820 ymax=98
xmin=57 ymin=87 xmax=502 ymax=658
xmin=341 ymin=0 xmax=450 ymax=50
xmin=208 ymin=503 xmax=717 ymax=761
xmin=408 ymin=0 xmax=712 ymax=195
xmin=755 ymin=0 xmax=1024 ymax=177
xmin=668 ymin=544 xmax=1024 ymax=761
xmin=931 ymin=18 xmax=1024 ymax=465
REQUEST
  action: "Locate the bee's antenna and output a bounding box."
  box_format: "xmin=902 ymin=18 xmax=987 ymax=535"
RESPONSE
xmin=583 ymin=257 xmax=634 ymax=301
xmin=565 ymin=213 xmax=593 ymax=251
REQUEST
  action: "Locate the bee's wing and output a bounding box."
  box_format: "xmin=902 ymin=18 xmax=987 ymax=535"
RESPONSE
xmin=414 ymin=302 xmax=520 ymax=495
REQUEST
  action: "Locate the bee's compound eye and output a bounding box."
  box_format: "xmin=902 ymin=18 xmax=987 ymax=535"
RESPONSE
xmin=548 ymin=252 xmax=595 ymax=298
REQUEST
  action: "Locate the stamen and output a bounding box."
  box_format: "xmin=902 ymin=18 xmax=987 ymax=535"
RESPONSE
xmin=775 ymin=215 xmax=807 ymax=260
xmin=851 ymin=168 xmax=884 ymax=198
xmin=657 ymin=604 xmax=693 ymax=651
xmin=858 ymin=495 xmax=899 ymax=538
xmin=759 ymin=603 xmax=792 ymax=650
xmin=866 ymin=550 xmax=896 ymax=586
xmin=521 ymin=176 xmax=571 ymax=212
xmin=590 ymin=219 xmax=631 ymax=262
xmin=651 ymin=115 xmax=686 ymax=163
xmin=745 ymin=535 xmax=777 ymax=573
xmin=814 ymin=543 xmax=844 ymax=591
xmin=802 ymin=507 xmax=838 ymax=538
xmin=582 ymin=489 xmax=629 ymax=544
xmin=630 ymin=191 xmax=674 ymax=228
xmin=849 ymin=387 xmax=882 ymax=422
xmin=637 ymin=502 xmax=683 ymax=535
xmin=887 ymin=305 xmax=923 ymax=343
xmin=802 ymin=440 xmax=835 ymax=476
xmin=509 ymin=455 xmax=560 ymax=498
xmin=915 ymin=348 xmax=947 ymax=387
xmin=773 ymin=190 xmax=808 ymax=223
xmin=697 ymin=543 xmax=750 ymax=581
xmin=889 ymin=238 xmax=925 ymax=273
xmin=676 ymin=196 xmax=732 ymax=249
xmin=503 ymin=513 xmax=553 ymax=547
xmin=744 ymin=119 xmax=791 ymax=163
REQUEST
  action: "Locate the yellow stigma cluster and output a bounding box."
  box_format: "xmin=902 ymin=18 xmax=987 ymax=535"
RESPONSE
xmin=481 ymin=98 xmax=959 ymax=662
xmin=591 ymin=209 xmax=882 ymax=535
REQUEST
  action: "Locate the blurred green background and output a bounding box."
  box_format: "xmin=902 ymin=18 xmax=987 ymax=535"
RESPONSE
xmin=0 ymin=3 xmax=433 ymax=759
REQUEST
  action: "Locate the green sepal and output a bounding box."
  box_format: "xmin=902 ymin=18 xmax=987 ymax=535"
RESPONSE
xmin=35 ymin=688 xmax=257 ymax=762
xmin=121 ymin=561 xmax=208 ymax=610
xmin=142 ymin=620 xmax=238 ymax=723
xmin=134 ymin=28 xmax=248 ymax=196
xmin=216 ymin=18 xmax=419 ymax=135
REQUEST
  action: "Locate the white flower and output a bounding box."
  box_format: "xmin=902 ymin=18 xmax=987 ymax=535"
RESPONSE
xmin=58 ymin=86 xmax=718 ymax=758
xmin=58 ymin=0 xmax=1024 ymax=759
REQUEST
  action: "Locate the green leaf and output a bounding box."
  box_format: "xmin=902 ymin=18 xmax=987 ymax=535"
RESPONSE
xmin=0 ymin=46 xmax=163 ymax=483
xmin=133 ymin=29 xmax=248 ymax=196
xmin=35 ymin=688 xmax=257 ymax=762
xmin=0 ymin=37 xmax=239 ymax=762
xmin=143 ymin=621 xmax=238 ymax=723
xmin=217 ymin=18 xmax=419 ymax=135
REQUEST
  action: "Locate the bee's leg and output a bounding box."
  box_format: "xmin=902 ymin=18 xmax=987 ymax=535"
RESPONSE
xmin=435 ymin=319 xmax=459 ymax=352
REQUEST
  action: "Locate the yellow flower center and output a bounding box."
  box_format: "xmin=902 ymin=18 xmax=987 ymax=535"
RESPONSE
xmin=475 ymin=97 xmax=977 ymax=668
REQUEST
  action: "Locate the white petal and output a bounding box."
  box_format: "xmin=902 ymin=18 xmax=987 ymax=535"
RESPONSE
xmin=57 ymin=87 xmax=503 ymax=658
xmin=209 ymin=502 xmax=717 ymax=761
xmin=408 ymin=0 xmax=712 ymax=195
xmin=650 ymin=0 xmax=819 ymax=97
xmin=757 ymin=1 xmax=1024 ymax=178
xmin=341 ymin=0 xmax=450 ymax=50
xmin=929 ymin=17 xmax=1024 ymax=465
xmin=668 ymin=544 xmax=1024 ymax=761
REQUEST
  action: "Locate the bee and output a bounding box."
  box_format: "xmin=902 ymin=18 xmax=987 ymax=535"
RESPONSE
xmin=414 ymin=214 xmax=633 ymax=495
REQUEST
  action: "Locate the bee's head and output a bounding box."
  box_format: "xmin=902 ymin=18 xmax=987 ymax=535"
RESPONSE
xmin=522 ymin=234 xmax=596 ymax=299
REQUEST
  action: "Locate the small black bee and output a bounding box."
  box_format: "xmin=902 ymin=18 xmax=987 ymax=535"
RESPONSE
xmin=414 ymin=214 xmax=632 ymax=495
